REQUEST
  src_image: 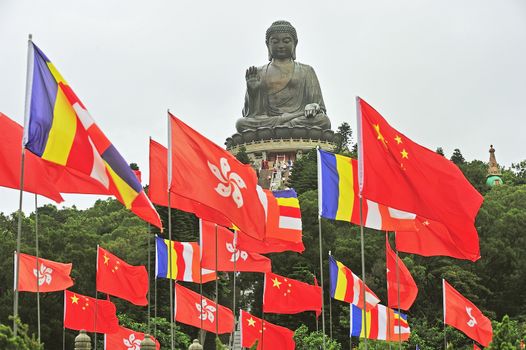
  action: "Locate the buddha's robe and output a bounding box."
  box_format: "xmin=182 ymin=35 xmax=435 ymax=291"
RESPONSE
xmin=235 ymin=62 xmax=331 ymax=133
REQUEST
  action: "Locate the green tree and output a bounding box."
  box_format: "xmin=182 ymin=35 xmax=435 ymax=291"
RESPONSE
xmin=334 ymin=122 xmax=352 ymax=154
xmin=450 ymin=148 xmax=466 ymax=165
xmin=294 ymin=324 xmax=341 ymax=350
xmin=0 ymin=317 xmax=43 ymax=350
xmin=436 ymin=147 xmax=445 ymax=156
xmin=235 ymin=145 xmax=251 ymax=165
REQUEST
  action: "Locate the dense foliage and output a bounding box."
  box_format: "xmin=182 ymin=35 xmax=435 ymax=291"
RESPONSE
xmin=0 ymin=130 xmax=525 ymax=349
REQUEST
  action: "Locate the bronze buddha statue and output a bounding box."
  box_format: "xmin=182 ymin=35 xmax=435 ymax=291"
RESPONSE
xmin=235 ymin=20 xmax=332 ymax=135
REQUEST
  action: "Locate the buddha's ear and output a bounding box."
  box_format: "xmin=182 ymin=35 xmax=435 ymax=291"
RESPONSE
xmin=267 ymin=44 xmax=272 ymax=61
xmin=292 ymin=45 xmax=296 ymax=60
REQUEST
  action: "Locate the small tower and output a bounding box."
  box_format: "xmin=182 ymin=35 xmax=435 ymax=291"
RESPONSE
xmin=486 ymin=145 xmax=503 ymax=187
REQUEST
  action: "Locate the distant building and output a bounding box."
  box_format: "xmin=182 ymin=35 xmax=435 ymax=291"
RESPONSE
xmin=486 ymin=145 xmax=503 ymax=187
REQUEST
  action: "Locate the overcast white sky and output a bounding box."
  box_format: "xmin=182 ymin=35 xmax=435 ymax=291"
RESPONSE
xmin=1 ymin=0 xmax=525 ymax=215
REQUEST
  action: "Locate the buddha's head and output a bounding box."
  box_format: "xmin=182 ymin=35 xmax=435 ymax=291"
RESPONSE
xmin=265 ymin=20 xmax=298 ymax=61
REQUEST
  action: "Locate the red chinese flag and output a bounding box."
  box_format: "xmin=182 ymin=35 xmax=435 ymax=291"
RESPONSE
xmin=240 ymin=310 xmax=295 ymax=350
xmin=263 ymin=272 xmax=322 ymax=314
xmin=386 ymin=237 xmax=418 ymax=310
xmin=174 ymin=283 xmax=234 ymax=334
xmin=200 ymin=220 xmax=271 ymax=273
xmin=148 ymin=139 xmax=232 ymax=228
xmin=443 ymin=280 xmax=493 ymax=347
xmin=96 ymin=246 xmax=149 ymax=306
xmin=0 ymin=113 xmax=64 ymax=202
xmin=474 ymin=344 xmax=481 ymax=350
xmin=358 ymin=98 xmax=483 ymax=261
xmin=16 ymin=252 xmax=73 ymax=292
xmin=396 ymin=216 xmax=477 ymax=261
xmin=169 ymin=113 xmax=266 ymax=239
xmin=64 ymin=290 xmax=119 ymax=333
xmin=104 ymin=325 xmax=160 ymax=350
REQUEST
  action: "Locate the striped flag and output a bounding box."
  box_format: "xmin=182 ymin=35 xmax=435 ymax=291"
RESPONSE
xmin=155 ymin=237 xmax=215 ymax=283
xmin=23 ymin=42 xmax=161 ymax=228
xmin=273 ymin=189 xmax=302 ymax=233
xmin=329 ymin=255 xmax=380 ymax=308
xmin=317 ymin=149 xmax=416 ymax=231
xmin=350 ymin=303 xmax=410 ymax=341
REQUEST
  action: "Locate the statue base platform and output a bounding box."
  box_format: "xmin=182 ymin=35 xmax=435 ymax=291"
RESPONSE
xmin=226 ymin=134 xmax=336 ymax=190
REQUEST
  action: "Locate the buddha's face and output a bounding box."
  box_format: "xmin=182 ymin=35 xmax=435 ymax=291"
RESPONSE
xmin=267 ymin=32 xmax=295 ymax=60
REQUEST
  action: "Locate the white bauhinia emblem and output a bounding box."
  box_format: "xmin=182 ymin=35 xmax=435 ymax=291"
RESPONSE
xmin=208 ymin=158 xmax=246 ymax=208
xmin=466 ymin=306 xmax=477 ymax=327
xmin=226 ymin=242 xmax=248 ymax=262
xmin=33 ymin=263 xmax=53 ymax=286
xmin=122 ymin=333 xmax=141 ymax=350
xmin=196 ymin=299 xmax=217 ymax=323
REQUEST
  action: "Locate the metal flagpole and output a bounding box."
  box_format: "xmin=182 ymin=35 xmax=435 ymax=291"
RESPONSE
xmin=14 ymin=33 xmax=34 ymax=336
xmin=231 ymin=230 xmax=238 ymax=347
xmin=167 ymin=111 xmax=175 ymax=350
xmin=34 ymin=194 xmax=41 ymax=342
xmin=358 ymin=197 xmax=368 ymax=350
xmin=147 ymin=224 xmax=151 ymax=334
xmin=168 ymin=191 xmax=174 ymax=350
xmin=94 ymin=246 xmax=99 ymax=350
xmin=443 ymin=279 xmax=447 ymax=350
xmin=215 ymin=224 xmax=219 ymax=337
xmin=318 ymin=215 xmax=326 ymax=350
xmin=394 ymin=233 xmax=402 ymax=350
xmin=198 ymin=220 xmax=204 ymax=344
xmin=355 ymin=96 xmax=368 ymax=350
xmin=62 ymin=292 xmax=66 ymax=350
xmin=315 ymin=146 xmax=326 ymax=349
xmin=328 ymin=252 xmax=333 ymax=340
xmin=386 ymin=233 xmax=392 ymax=350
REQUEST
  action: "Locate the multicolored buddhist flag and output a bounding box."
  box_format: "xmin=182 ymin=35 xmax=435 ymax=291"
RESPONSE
xmin=23 ymin=41 xmax=161 ymax=229
xmin=329 ymin=255 xmax=380 ymax=309
xmin=155 ymin=237 xmax=215 ymax=283
xmin=349 ymin=303 xmax=410 ymax=341
xmin=317 ymin=149 xmax=416 ymax=231
xmin=272 ymin=189 xmax=302 ymax=235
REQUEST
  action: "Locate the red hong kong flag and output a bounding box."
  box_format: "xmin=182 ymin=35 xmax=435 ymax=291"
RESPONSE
xmin=16 ymin=252 xmax=74 ymax=292
xmin=64 ymin=290 xmax=119 ymax=333
xmin=263 ymin=272 xmax=322 ymax=314
xmin=148 ymin=138 xmax=232 ymax=228
xmin=386 ymin=237 xmax=418 ymax=310
xmin=169 ymin=113 xmax=266 ymax=240
xmin=174 ymin=283 xmax=234 ymax=334
xmin=200 ymin=220 xmax=271 ymax=273
xmin=473 ymin=344 xmax=481 ymax=350
xmin=96 ymin=246 xmax=149 ymax=306
xmin=358 ymin=97 xmax=483 ymax=261
xmin=104 ymin=325 xmax=160 ymax=350
xmin=240 ymin=310 xmax=295 ymax=350
xmin=443 ymin=279 xmax=493 ymax=347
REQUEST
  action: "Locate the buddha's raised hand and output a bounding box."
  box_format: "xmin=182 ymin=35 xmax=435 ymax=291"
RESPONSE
xmin=245 ymin=66 xmax=260 ymax=91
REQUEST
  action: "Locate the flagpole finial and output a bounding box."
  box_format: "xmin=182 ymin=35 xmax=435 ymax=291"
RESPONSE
xmin=28 ymin=34 xmax=32 ymax=41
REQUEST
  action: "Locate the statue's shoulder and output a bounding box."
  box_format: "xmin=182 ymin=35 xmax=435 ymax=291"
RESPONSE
xmin=295 ymin=62 xmax=316 ymax=72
